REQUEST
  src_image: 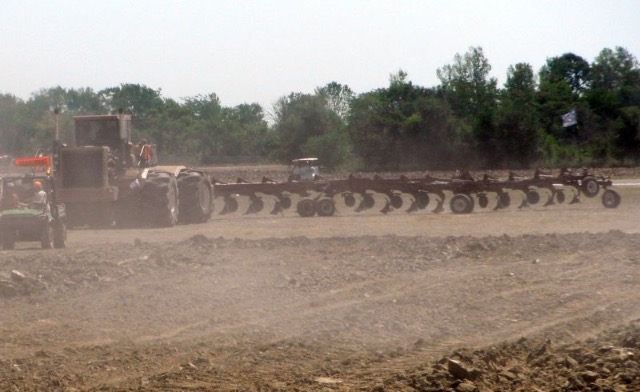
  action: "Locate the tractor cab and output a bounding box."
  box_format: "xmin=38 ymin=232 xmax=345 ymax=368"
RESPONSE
xmin=290 ymin=158 xmax=320 ymax=182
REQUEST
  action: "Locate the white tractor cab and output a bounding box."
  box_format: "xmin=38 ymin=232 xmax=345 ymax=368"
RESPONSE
xmin=290 ymin=158 xmax=320 ymax=182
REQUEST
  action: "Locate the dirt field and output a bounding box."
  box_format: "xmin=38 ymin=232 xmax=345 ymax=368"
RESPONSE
xmin=1 ymin=168 xmax=639 ymax=391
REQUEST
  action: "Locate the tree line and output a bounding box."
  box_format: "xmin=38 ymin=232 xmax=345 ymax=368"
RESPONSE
xmin=1 ymin=46 xmax=639 ymax=171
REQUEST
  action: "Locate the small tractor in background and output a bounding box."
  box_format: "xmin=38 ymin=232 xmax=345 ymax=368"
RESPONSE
xmin=54 ymin=113 xmax=213 ymax=228
xmin=289 ymin=158 xmax=320 ymax=182
xmin=0 ymin=157 xmax=66 ymax=249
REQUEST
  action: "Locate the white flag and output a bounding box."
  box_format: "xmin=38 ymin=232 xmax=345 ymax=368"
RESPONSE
xmin=562 ymin=108 xmax=577 ymax=127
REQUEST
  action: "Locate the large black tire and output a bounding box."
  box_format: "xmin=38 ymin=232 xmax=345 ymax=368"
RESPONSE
xmin=177 ymin=170 xmax=213 ymax=224
xmin=53 ymin=220 xmax=66 ymax=249
xmin=601 ymin=189 xmax=621 ymax=208
xmin=297 ymin=198 xmax=315 ymax=217
xmin=316 ymin=198 xmax=335 ymax=217
xmin=581 ymin=176 xmax=600 ymax=198
xmin=141 ymin=172 xmax=179 ymax=227
xmin=450 ymin=193 xmax=474 ymax=214
xmin=41 ymin=224 xmax=53 ymax=249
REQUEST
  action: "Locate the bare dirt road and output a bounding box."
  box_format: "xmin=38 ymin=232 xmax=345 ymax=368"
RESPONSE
xmin=0 ymin=173 xmax=639 ymax=391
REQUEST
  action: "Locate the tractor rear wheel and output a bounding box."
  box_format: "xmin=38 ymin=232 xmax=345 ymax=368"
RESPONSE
xmin=177 ymin=170 xmax=213 ymax=224
xmin=141 ymin=172 xmax=178 ymax=227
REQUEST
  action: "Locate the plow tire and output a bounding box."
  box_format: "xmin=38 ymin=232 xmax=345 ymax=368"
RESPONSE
xmin=450 ymin=193 xmax=474 ymax=214
xmin=141 ymin=172 xmax=178 ymax=227
xmin=53 ymin=220 xmax=66 ymax=249
xmin=297 ymin=198 xmax=316 ymax=217
xmin=601 ymin=189 xmax=621 ymax=208
xmin=41 ymin=224 xmax=53 ymax=249
xmin=177 ymin=170 xmax=213 ymax=224
xmin=316 ymin=198 xmax=335 ymax=217
xmin=526 ymin=189 xmax=541 ymax=205
xmin=581 ymin=176 xmax=600 ymax=198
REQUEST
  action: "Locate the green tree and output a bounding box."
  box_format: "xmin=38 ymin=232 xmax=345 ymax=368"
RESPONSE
xmin=270 ymin=92 xmax=346 ymax=167
xmin=98 ymin=84 xmax=165 ymax=119
xmin=436 ymin=46 xmax=498 ymax=166
xmin=495 ymin=63 xmax=540 ymax=167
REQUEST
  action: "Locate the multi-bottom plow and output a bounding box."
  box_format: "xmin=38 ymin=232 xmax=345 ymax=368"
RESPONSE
xmin=212 ymin=169 xmax=621 ymax=217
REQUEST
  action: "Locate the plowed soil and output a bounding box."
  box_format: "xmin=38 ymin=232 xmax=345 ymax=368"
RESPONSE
xmin=1 ymin=167 xmax=639 ymax=391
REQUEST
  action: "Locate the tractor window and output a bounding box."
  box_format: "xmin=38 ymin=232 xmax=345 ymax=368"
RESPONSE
xmin=75 ymin=120 xmax=120 ymax=150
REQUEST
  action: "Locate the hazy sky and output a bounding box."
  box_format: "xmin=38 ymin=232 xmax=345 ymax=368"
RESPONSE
xmin=1 ymin=0 xmax=639 ymax=114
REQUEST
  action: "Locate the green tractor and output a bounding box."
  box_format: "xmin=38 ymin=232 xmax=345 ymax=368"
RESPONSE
xmin=0 ymin=159 xmax=66 ymax=249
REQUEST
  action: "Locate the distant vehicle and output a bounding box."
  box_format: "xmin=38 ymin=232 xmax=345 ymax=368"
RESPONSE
xmin=0 ymin=171 xmax=66 ymax=249
xmin=289 ymin=158 xmax=320 ymax=182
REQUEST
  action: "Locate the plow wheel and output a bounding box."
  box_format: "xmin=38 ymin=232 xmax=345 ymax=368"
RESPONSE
xmin=581 ymin=176 xmax=600 ymax=198
xmin=141 ymin=172 xmax=178 ymax=227
xmin=342 ymin=193 xmax=356 ymax=208
xmin=526 ymin=189 xmax=541 ymax=205
xmin=316 ymin=198 xmax=335 ymax=216
xmin=477 ymin=193 xmax=489 ymax=209
xmin=177 ymin=170 xmax=213 ymax=224
xmin=450 ymin=193 xmax=474 ymax=214
xmin=297 ymin=198 xmax=316 ymax=217
xmin=601 ymin=189 xmax=621 ymax=208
